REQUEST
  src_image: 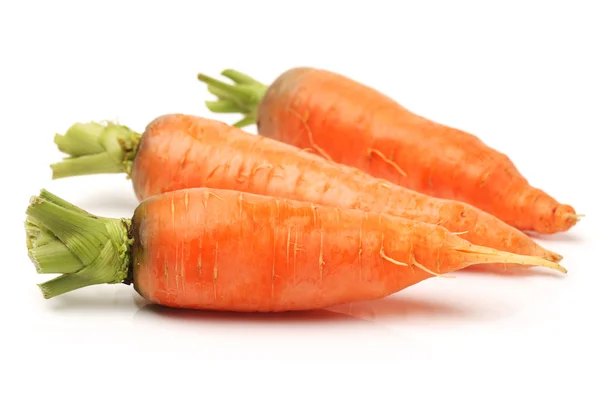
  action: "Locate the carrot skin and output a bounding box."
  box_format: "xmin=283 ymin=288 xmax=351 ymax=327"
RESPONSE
xmin=24 ymin=187 xmax=565 ymax=310
xmin=253 ymin=67 xmax=578 ymax=235
xmin=130 ymin=188 xmax=560 ymax=312
xmin=130 ymin=114 xmax=560 ymax=266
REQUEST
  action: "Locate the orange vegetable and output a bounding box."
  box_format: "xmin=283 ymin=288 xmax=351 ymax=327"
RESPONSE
xmin=24 ymin=188 xmax=565 ymax=311
xmin=49 ymin=114 xmax=561 ymax=270
xmin=196 ymin=68 xmax=581 ymax=235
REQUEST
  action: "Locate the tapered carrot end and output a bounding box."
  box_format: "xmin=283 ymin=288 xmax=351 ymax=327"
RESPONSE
xmin=541 ymin=247 xmax=563 ymax=263
xmin=517 ymin=187 xmax=581 ymax=234
xmin=526 ymin=201 xmax=581 ymax=235
xmin=565 ymin=213 xmax=585 ymax=223
xmin=553 ymin=205 xmax=581 ymax=233
xmin=531 ymin=241 xmax=563 ymax=262
xmin=549 ymin=252 xmax=563 ymax=263
xmin=457 ymin=244 xmax=568 ymax=274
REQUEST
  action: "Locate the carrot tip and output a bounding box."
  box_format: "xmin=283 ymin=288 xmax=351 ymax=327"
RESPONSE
xmin=566 ymin=213 xmax=585 ymax=221
xmin=457 ymin=244 xmax=568 ymax=274
xmin=549 ymin=252 xmax=564 ymax=262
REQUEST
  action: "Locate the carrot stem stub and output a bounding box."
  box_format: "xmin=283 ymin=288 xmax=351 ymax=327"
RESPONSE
xmin=50 ymin=121 xmax=142 ymax=179
xmin=197 ymin=69 xmax=268 ymax=128
xmin=25 ymin=189 xmax=133 ymax=299
xmin=24 ymin=188 xmax=566 ymax=312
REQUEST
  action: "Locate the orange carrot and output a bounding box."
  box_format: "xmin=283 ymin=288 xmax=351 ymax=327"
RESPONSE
xmin=49 ymin=114 xmax=561 ymax=270
xmin=196 ymin=68 xmax=581 ymax=235
xmin=24 ymin=187 xmax=565 ymax=311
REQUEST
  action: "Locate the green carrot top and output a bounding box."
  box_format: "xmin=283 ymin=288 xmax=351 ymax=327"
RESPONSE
xmin=50 ymin=121 xmax=141 ymax=180
xmin=25 ymin=189 xmax=133 ymax=299
xmin=196 ymin=69 xmax=269 ymax=128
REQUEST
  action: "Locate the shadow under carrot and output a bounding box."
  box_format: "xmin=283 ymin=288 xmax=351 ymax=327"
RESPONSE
xmin=134 ymin=293 xmax=483 ymax=326
xmin=457 ymin=264 xmax=568 ymax=279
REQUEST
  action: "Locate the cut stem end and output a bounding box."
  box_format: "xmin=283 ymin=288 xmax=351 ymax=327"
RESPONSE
xmin=196 ymin=69 xmax=268 ymax=128
xmin=51 ymin=121 xmax=142 ymax=180
xmin=25 ymin=190 xmax=133 ymax=299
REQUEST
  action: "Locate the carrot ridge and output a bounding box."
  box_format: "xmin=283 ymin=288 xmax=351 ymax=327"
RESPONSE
xmin=285 ymin=106 xmax=333 ymax=161
xmin=367 ymin=148 xmax=407 ymax=177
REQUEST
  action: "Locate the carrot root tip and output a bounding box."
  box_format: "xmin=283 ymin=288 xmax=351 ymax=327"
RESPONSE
xmin=456 ymin=244 xmax=567 ymax=274
xmin=548 ymin=252 xmax=563 ymax=262
xmin=566 ymin=213 xmax=585 ymax=222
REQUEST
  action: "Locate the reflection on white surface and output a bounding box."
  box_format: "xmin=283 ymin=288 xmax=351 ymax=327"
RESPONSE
xmin=132 ymin=293 xmax=483 ymax=327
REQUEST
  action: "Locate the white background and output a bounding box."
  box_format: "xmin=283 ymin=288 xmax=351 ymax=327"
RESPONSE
xmin=1 ymin=1 xmax=599 ymax=399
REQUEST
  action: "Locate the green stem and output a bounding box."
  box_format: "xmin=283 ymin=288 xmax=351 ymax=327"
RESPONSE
xmin=196 ymin=69 xmax=269 ymax=128
xmin=53 ymin=122 xmax=106 ymax=156
xmin=24 ymin=189 xmax=133 ymax=299
xmin=39 ymin=273 xmax=98 ymax=299
xmin=50 ymin=121 xmax=142 ymax=180
xmin=37 ymin=188 xmax=92 ymax=216
xmin=25 ymin=218 xmax=56 ymax=249
xmin=220 ymin=69 xmax=261 ymax=85
xmin=205 ymin=100 xmax=246 ymax=114
xmin=28 ymin=239 xmax=83 ymax=274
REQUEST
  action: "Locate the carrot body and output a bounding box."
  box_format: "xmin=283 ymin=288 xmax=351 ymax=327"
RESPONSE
xmin=129 ymin=114 xmax=560 ymax=266
xmin=130 ymin=188 xmax=561 ymax=312
xmin=251 ymin=67 xmax=577 ymax=234
xmin=25 ymin=188 xmax=565 ymax=311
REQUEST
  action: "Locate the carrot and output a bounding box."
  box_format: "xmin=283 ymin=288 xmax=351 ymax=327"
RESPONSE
xmin=24 ymin=187 xmax=565 ymax=312
xmin=49 ymin=113 xmax=561 ymax=271
xmin=196 ymin=68 xmax=581 ymax=235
